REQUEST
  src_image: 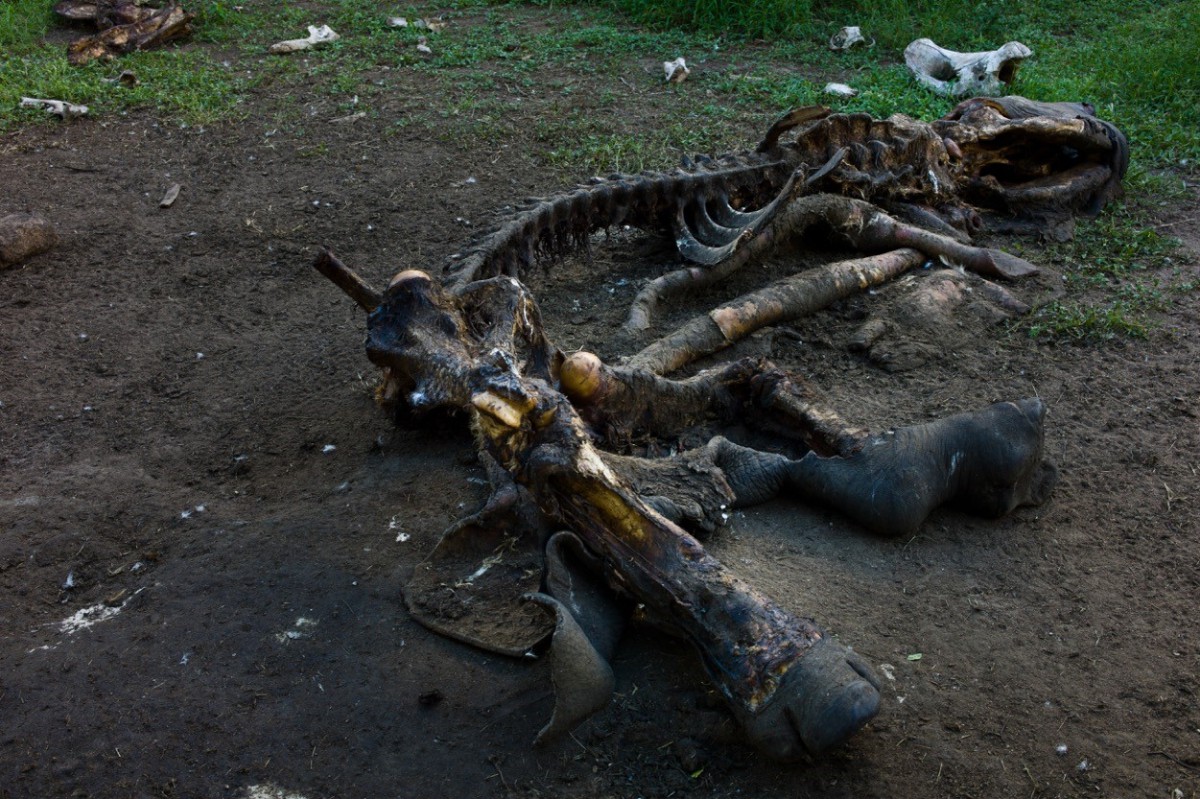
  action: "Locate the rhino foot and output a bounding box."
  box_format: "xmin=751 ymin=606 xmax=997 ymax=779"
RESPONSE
xmin=737 ymin=636 xmax=881 ymax=759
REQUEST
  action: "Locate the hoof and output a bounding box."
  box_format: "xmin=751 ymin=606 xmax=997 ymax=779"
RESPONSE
xmin=737 ymin=637 xmax=880 ymax=760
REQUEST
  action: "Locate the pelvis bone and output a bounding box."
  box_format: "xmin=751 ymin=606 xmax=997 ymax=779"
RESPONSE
xmin=904 ymin=38 xmax=1031 ymax=96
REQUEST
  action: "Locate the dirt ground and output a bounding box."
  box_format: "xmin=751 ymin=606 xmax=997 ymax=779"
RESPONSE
xmin=2 ymin=13 xmax=1199 ymax=799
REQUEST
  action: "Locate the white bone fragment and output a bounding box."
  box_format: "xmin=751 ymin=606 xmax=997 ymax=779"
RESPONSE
xmin=663 ymin=57 xmax=689 ymax=84
xmin=387 ymin=16 xmax=408 ymax=27
xmin=20 ymin=97 xmax=89 ymax=118
xmin=823 ymin=82 xmax=858 ymax=98
xmin=268 ymin=24 xmax=340 ymax=54
xmin=416 ymin=36 xmax=432 ymax=55
xmin=903 ymin=38 xmax=1031 ymax=97
xmin=159 ymin=183 xmax=181 ymax=208
xmin=829 ymin=26 xmax=871 ymax=51
xmin=101 ymin=70 xmax=138 ymax=87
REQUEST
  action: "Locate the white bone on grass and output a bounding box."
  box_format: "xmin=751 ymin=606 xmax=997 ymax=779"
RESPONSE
xmin=903 ymin=38 xmax=1031 ymax=97
xmin=268 ymin=25 xmax=340 ymax=54
xmin=20 ymin=97 xmax=88 ymax=118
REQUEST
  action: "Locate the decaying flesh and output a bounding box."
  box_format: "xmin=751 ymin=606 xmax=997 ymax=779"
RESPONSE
xmin=314 ymin=98 xmax=1128 ymax=760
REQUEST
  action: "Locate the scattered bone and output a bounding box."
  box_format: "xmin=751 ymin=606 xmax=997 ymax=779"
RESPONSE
xmin=20 ymin=97 xmax=88 ymax=119
xmin=244 ymin=783 xmax=312 ymax=799
xmin=101 ymin=69 xmax=138 ymax=86
xmin=412 ymin=17 xmax=445 ymax=32
xmin=663 ymin=57 xmax=689 ymax=84
xmin=275 ymin=616 xmax=318 ymax=643
xmin=904 ymin=38 xmax=1031 ymax=96
xmin=57 ymin=588 xmax=143 ymax=635
xmin=387 ymin=16 xmax=408 ymax=27
xmin=416 ymin=35 xmax=432 ymax=55
xmin=829 ymin=26 xmax=871 ymax=51
xmin=0 ymin=213 xmax=58 ymax=268
xmin=823 ymin=82 xmax=858 ymax=98
xmin=268 ymin=24 xmax=339 ymax=54
xmin=159 ymin=183 xmax=181 ymax=208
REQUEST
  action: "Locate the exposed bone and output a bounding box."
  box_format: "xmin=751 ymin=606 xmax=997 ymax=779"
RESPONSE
xmin=63 ymin=3 xmax=194 ymax=66
xmin=824 ymin=82 xmax=858 ymax=98
xmin=314 ymin=101 xmax=1128 ymax=760
xmin=663 ymin=57 xmax=689 ymax=84
xmin=0 ymin=213 xmax=58 ymax=269
xmin=628 ymin=248 xmax=925 ymax=375
xmin=268 ymin=24 xmax=340 ymax=54
xmin=100 ymin=69 xmax=138 ymax=87
xmin=159 ymin=183 xmax=181 ymax=208
xmin=904 ymin=38 xmax=1031 ymax=97
xmin=20 ymin=97 xmax=89 ymax=119
xmin=829 ymin=26 xmax=872 ymax=51
xmin=413 ymin=17 xmax=446 ymax=32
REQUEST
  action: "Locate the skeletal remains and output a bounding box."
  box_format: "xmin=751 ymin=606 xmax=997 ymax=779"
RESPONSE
xmin=315 ymin=96 xmax=1128 ymax=760
xmin=904 ymin=38 xmax=1032 ymax=97
xmin=53 ymin=0 xmax=193 ymax=65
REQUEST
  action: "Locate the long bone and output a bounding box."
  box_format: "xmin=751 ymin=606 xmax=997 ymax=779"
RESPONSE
xmin=471 ymin=373 xmax=882 ymax=760
xmin=320 ymin=259 xmax=883 ymax=758
xmin=313 ymin=100 xmax=1128 ymax=761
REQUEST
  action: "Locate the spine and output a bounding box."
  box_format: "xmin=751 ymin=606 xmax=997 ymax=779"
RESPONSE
xmin=441 ymin=153 xmax=788 ymax=293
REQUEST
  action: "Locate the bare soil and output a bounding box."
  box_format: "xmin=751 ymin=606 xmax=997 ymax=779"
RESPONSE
xmin=2 ymin=11 xmax=1198 ymax=799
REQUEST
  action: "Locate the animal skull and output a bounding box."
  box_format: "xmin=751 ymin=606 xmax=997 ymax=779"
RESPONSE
xmin=904 ymin=38 xmax=1031 ymax=96
xmin=829 ymin=26 xmax=870 ymax=51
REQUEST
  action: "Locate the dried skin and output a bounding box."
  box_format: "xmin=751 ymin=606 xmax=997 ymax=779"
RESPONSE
xmin=315 ymin=99 xmax=1127 ymax=760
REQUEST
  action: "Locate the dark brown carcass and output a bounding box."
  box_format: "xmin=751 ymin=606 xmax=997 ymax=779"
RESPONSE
xmin=314 ymin=97 xmax=1126 ymax=760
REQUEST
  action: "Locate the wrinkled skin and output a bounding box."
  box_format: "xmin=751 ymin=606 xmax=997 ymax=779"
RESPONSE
xmin=316 ymin=99 xmax=1125 ymax=761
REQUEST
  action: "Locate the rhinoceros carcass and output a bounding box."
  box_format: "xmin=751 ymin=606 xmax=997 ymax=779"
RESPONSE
xmin=312 ymin=100 xmax=1128 ymax=762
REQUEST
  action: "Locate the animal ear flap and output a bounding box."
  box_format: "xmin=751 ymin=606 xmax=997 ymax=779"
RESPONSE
xmin=524 ymin=530 xmax=627 ymax=745
xmin=523 ymin=591 xmax=615 ymax=745
xmin=404 ymin=510 xmax=550 ymax=656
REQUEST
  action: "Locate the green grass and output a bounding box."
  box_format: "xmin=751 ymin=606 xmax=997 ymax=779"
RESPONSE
xmin=0 ymin=0 xmax=1195 ymax=340
xmin=1026 ymin=170 xmax=1192 ymax=342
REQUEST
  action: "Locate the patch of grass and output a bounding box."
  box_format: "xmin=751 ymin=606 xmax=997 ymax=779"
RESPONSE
xmin=0 ymin=45 xmax=258 ymax=129
xmin=1027 ymin=189 xmax=1192 ymax=342
xmin=1027 ymin=298 xmax=1155 ymax=341
xmin=0 ymin=0 xmax=54 ymax=49
xmin=0 ymin=0 xmax=296 ymax=129
xmin=532 ymin=0 xmax=811 ymax=39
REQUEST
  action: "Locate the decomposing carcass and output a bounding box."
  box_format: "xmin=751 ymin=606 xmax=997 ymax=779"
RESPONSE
xmin=314 ymin=97 xmax=1127 ymax=760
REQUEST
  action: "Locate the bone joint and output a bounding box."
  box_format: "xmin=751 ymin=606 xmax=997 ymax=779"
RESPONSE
xmin=904 ymin=38 xmax=1031 ymax=96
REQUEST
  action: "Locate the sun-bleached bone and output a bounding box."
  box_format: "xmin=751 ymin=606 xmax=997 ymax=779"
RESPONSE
xmin=904 ymin=38 xmax=1031 ymax=96
xmin=20 ymin=97 xmax=89 ymax=118
xmin=268 ymin=24 xmax=340 ymax=54
xmin=824 ymin=82 xmax=857 ymax=98
xmin=663 ymin=57 xmax=689 ymax=83
xmin=829 ymin=26 xmax=871 ymax=51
